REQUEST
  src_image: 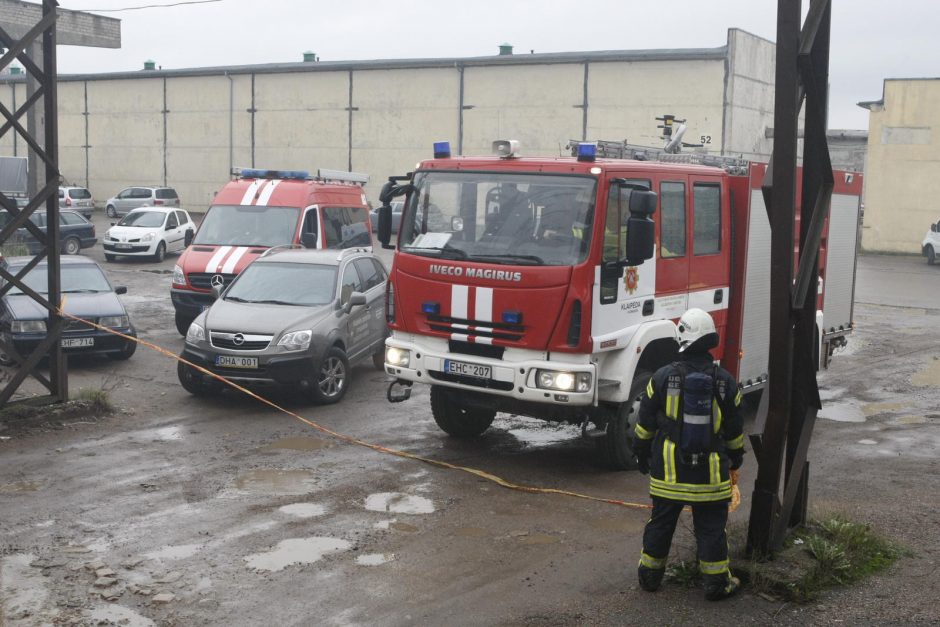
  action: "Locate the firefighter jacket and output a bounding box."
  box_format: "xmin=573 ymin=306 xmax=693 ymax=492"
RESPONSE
xmin=633 ymin=352 xmax=745 ymax=503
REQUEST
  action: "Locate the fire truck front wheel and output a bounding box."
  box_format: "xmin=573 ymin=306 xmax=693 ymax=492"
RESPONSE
xmin=596 ymin=371 xmax=649 ymax=470
xmin=430 ymin=386 xmax=496 ymax=438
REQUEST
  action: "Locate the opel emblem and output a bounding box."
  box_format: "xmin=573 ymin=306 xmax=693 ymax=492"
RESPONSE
xmin=233 ymin=333 xmax=245 ymax=346
xmin=210 ymin=274 xmax=224 ymax=288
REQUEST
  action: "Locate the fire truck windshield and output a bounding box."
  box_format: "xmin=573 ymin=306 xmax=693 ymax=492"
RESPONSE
xmin=400 ymin=172 xmax=596 ymax=266
xmin=193 ymin=205 xmax=300 ymax=247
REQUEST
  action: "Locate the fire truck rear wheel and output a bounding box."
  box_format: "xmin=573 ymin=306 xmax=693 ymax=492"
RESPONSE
xmin=596 ymin=371 xmax=649 ymax=470
xmin=430 ymin=386 xmax=495 ymax=437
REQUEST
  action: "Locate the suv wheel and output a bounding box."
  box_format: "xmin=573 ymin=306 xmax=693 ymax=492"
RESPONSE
xmin=308 ymin=346 xmax=349 ymax=404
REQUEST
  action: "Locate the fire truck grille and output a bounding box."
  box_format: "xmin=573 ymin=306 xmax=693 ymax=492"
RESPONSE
xmin=188 ymin=272 xmax=237 ymax=290
xmin=428 ymin=370 xmax=514 ymax=391
xmin=448 ymin=339 xmax=505 ymax=360
xmin=427 ymin=314 xmax=523 ymax=342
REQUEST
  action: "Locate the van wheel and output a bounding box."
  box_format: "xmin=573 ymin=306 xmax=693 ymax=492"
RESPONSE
xmin=106 ymin=205 xmax=117 ymax=218
xmin=596 ymin=371 xmax=650 ymax=470
xmin=307 ymin=347 xmax=349 ymax=404
xmin=928 ymin=245 xmax=936 ymax=265
xmin=430 ymin=385 xmax=496 ymax=437
xmin=175 ymin=312 xmax=194 ymax=336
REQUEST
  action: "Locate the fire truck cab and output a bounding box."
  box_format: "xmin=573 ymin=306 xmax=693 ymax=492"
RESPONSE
xmin=170 ymin=168 xmax=372 ymax=335
xmin=378 ymin=141 xmax=862 ymax=469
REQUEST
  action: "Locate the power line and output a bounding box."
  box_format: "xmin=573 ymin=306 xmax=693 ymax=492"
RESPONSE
xmin=74 ymin=0 xmax=225 ymax=12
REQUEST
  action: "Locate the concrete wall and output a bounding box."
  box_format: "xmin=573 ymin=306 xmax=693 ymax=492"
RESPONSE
xmin=0 ymin=31 xmax=783 ymax=212
xmin=860 ymin=79 xmax=940 ymax=253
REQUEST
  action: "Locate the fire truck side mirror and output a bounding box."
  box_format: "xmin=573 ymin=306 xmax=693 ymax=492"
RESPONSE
xmin=625 ymin=216 xmax=655 ymax=264
xmin=377 ymin=204 xmax=394 ymax=249
xmin=628 ymin=190 xmax=657 ymax=216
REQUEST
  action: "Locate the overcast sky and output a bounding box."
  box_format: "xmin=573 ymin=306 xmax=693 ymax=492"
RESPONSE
xmin=55 ymin=0 xmax=939 ymax=130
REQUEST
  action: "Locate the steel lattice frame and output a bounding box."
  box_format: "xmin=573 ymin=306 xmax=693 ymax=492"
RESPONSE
xmin=747 ymin=0 xmax=834 ymax=556
xmin=0 ymin=0 xmax=66 ymax=405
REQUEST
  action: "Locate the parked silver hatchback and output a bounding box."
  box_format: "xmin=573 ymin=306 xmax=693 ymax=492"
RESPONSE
xmin=177 ymin=248 xmax=387 ymax=404
xmin=105 ymin=186 xmax=180 ymax=218
xmin=58 ymin=186 xmax=95 ymax=218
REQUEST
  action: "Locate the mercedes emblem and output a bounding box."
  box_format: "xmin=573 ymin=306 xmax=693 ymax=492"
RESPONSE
xmin=210 ymin=274 xmax=225 ymax=288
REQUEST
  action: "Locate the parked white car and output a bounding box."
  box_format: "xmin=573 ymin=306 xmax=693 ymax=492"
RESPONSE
xmin=922 ymin=218 xmax=940 ymax=265
xmin=104 ymin=207 xmax=196 ymax=262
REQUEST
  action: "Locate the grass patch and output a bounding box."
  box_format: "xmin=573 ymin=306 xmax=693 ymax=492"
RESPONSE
xmin=0 ymin=243 xmax=30 ymax=257
xmin=734 ymin=515 xmax=903 ymax=602
xmin=75 ymin=387 xmax=113 ymax=415
xmin=664 ymin=559 xmax=701 ymax=587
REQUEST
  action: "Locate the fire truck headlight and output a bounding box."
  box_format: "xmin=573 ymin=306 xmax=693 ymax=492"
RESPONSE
xmin=536 ymin=370 xmax=592 ymax=393
xmin=386 ymin=346 xmax=411 ymax=367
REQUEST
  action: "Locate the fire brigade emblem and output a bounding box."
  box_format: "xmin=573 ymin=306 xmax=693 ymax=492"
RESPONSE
xmin=624 ymin=266 xmax=639 ymax=295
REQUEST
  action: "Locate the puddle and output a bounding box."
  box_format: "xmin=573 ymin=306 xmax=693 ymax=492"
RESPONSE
xmin=86 ymin=604 xmax=155 ymax=627
xmin=231 ymin=469 xmax=318 ymax=496
xmin=144 ymin=543 xmax=203 ymax=561
xmin=356 ymin=553 xmax=394 ymax=566
xmin=454 ymin=527 xmax=488 ymax=538
xmin=862 ymin=402 xmax=906 ymax=417
xmin=502 ymin=416 xmax=581 ymax=448
xmin=0 ymin=481 xmax=42 ymax=493
xmin=364 ymin=492 xmax=435 ymax=515
xmin=912 ymin=359 xmax=940 ymax=387
xmin=35 ymin=520 xmax=55 ymax=528
xmin=278 ymin=503 xmax=327 ymax=518
xmin=390 ymin=522 xmax=419 ymax=533
xmin=858 ymin=439 xmax=878 ymax=445
xmin=1 ymin=554 xmax=52 ymax=623
xmin=244 ymin=537 xmax=351 ymax=572
xmin=818 ymin=400 xmax=866 ymax=423
xmin=589 ymin=517 xmax=646 ymax=533
xmin=518 ymin=534 xmax=560 ymax=545
xmin=819 ymin=387 xmax=846 ymax=401
xmin=260 ymin=437 xmax=332 ymax=453
xmin=155 ymin=426 xmax=183 ymax=441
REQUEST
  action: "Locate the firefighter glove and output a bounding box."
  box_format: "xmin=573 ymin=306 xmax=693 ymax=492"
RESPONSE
xmin=729 ymin=449 xmax=744 ymax=471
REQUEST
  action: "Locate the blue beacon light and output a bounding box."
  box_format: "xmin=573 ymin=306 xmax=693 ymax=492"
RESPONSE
xmin=576 ymin=143 xmax=597 ymax=162
xmin=502 ymin=311 xmax=522 ymax=325
xmin=433 ymin=141 xmax=452 ymax=159
xmin=422 ymin=301 xmax=441 ymax=315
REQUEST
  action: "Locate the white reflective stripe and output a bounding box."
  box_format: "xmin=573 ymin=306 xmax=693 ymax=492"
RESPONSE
xmin=475 ymin=287 xmax=493 ymax=322
xmin=475 ymin=336 xmax=493 ymax=345
xmin=683 ymin=414 xmax=712 ymax=425
xmin=255 ymin=180 xmax=280 ymax=206
xmin=452 ymin=333 xmax=469 ymax=342
xmin=205 ymin=245 xmax=232 ymax=272
xmin=239 ymin=180 xmax=264 ymax=205
xmin=452 ymin=285 xmax=468 ymax=319
xmin=687 ymin=286 xmax=729 ymax=314
xmin=450 ymin=323 xmax=469 ymax=330
xmin=220 ymin=246 xmax=249 ymax=274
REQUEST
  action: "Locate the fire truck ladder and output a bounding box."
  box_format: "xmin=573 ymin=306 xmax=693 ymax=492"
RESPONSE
xmin=567 ymin=140 xmax=750 ymax=175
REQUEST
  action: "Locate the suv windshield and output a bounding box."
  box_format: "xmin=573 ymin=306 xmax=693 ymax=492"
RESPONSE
xmin=8 ymin=264 xmax=111 ymax=295
xmin=193 ymin=205 xmax=300 ymax=247
xmin=224 ymin=262 xmax=336 ymax=306
xmin=400 ymin=172 xmax=596 ymax=266
xmin=119 ymin=211 xmax=165 ymax=228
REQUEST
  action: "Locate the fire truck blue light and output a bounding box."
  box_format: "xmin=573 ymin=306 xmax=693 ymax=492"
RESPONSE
xmin=576 ymin=143 xmax=597 ymax=162
xmin=422 ymin=301 xmax=441 ymax=315
xmin=502 ymin=311 xmax=522 ymax=324
xmin=433 ymin=142 xmax=452 ymax=158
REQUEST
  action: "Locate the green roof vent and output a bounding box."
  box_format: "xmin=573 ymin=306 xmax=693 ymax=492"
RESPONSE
xmin=143 ymin=60 xmax=156 ymax=71
xmin=303 ymin=51 xmax=318 ymax=63
xmin=498 ymin=43 xmax=513 ymax=56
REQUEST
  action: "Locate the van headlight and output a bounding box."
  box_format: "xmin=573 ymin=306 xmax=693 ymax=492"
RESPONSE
xmin=186 ymin=322 xmax=205 ymax=344
xmin=385 ymin=346 xmax=410 ymax=367
xmin=11 ymin=320 xmax=46 ymax=333
xmin=99 ymin=315 xmax=129 ymax=328
xmin=277 ymin=329 xmax=312 ymax=352
xmin=172 ymin=265 xmax=186 ymax=286
xmin=536 ymin=369 xmax=592 ymax=393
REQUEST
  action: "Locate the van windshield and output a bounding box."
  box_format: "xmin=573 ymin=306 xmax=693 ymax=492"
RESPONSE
xmin=193 ymin=205 xmax=300 ymax=247
xmin=399 ymin=172 xmax=596 ymax=266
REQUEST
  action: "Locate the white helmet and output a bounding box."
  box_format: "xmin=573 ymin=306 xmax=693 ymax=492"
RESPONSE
xmin=676 ymin=308 xmax=718 ymax=353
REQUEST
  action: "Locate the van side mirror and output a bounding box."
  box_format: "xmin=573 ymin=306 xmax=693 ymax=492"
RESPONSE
xmin=345 ymin=291 xmax=367 ymax=313
xmin=301 ymin=232 xmax=318 ymax=248
xmin=377 ymin=205 xmax=393 ymax=249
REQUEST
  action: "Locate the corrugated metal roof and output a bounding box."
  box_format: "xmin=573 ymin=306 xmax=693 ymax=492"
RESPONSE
xmin=0 ymin=45 xmax=727 ymax=84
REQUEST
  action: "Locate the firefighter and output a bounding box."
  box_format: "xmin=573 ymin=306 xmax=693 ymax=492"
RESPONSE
xmin=633 ymin=307 xmax=746 ymax=601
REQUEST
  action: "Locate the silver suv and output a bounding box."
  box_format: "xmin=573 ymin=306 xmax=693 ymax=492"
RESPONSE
xmin=105 ymin=186 xmax=180 ymax=218
xmin=177 ymin=248 xmax=387 ymax=403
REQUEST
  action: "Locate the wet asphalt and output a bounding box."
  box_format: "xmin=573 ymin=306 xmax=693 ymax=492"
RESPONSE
xmin=1 ymin=218 xmax=938 ymax=625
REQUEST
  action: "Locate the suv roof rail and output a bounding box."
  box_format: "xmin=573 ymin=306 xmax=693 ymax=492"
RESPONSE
xmin=335 ymin=247 xmax=370 ymax=261
xmin=566 ymin=140 xmax=751 ymax=175
xmin=259 ymin=244 xmax=304 ymax=258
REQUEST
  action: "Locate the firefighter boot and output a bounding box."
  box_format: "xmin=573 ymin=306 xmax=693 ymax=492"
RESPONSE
xmin=704 ymin=574 xmax=741 ymax=601
xmin=637 ymin=565 xmax=665 ymax=592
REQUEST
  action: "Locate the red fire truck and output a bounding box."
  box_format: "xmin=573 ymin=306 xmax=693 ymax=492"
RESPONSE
xmin=376 ymin=140 xmax=862 ymax=469
xmin=171 ymin=168 xmax=372 ymax=335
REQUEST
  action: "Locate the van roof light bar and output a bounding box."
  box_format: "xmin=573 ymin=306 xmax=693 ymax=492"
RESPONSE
xmin=233 ymin=167 xmax=311 ymax=180
xmin=317 ymin=169 xmax=369 ymax=185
